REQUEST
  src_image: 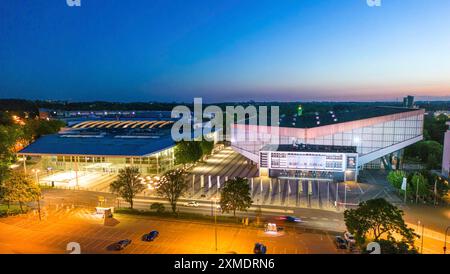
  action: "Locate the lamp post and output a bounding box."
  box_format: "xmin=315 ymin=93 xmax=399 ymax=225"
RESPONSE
xmin=37 ymin=193 xmax=42 ymax=221
xmin=211 ymin=196 xmax=219 ymax=252
xmin=335 ymin=181 xmax=339 ymax=211
xmin=444 ymin=226 xmax=450 ymax=254
xmin=433 ymin=178 xmax=438 ymax=206
xmin=31 ymin=169 xmax=42 ymax=221
xmin=31 ymin=169 xmax=40 ymax=184
xmin=416 ymin=220 xmax=424 ymax=254
xmin=416 ymin=178 xmax=420 ymax=204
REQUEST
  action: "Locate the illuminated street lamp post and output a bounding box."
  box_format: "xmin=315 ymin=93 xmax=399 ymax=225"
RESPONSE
xmin=444 ymin=226 xmax=450 ymax=254
xmin=420 ymin=222 xmax=425 ymax=254
xmin=36 ymin=193 xmax=42 ymax=221
xmin=344 ymin=181 xmax=347 ymax=209
xmin=416 ymin=220 xmax=425 ymax=254
xmin=31 ymin=169 xmax=42 ymax=221
xmin=335 ymin=181 xmax=339 ymax=211
xmin=211 ymin=196 xmax=219 ymax=252
xmin=22 ymin=156 xmax=27 ymax=173
xmin=31 ymin=169 xmax=40 ymax=184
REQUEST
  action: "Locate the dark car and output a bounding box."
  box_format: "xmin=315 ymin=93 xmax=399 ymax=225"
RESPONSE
xmin=142 ymin=230 xmax=159 ymax=241
xmin=254 ymin=243 xmax=267 ymax=254
xmin=113 ymin=239 xmax=132 ymax=250
xmin=284 ymin=216 xmax=301 ymax=223
xmin=335 ymin=236 xmax=347 ymax=249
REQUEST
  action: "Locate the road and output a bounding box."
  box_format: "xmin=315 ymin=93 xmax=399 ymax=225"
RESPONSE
xmin=39 ymin=187 xmax=449 ymax=254
xmin=0 ymin=204 xmax=344 ymax=254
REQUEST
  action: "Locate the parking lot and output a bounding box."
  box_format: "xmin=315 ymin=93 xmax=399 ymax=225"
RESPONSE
xmin=186 ymin=147 xmax=386 ymax=211
xmin=0 ymin=206 xmax=344 ymax=254
xmin=39 ymin=171 xmax=117 ymax=192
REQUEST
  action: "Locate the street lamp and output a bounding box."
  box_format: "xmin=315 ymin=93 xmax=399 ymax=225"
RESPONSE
xmin=31 ymin=169 xmax=42 ymax=221
xmin=415 ymin=220 xmax=426 ymax=253
xmin=211 ymin=196 xmax=219 ymax=252
xmin=444 ymin=226 xmax=450 ymax=254
xmin=31 ymin=169 xmax=40 ymax=184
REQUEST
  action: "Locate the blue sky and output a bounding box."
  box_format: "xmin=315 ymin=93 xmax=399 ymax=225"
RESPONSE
xmin=1 ymin=0 xmax=450 ymax=102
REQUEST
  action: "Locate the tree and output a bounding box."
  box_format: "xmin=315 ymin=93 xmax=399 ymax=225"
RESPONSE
xmin=0 ymin=162 xmax=10 ymax=185
xmin=200 ymin=139 xmax=214 ymax=158
xmin=219 ymin=177 xmax=253 ymax=217
xmin=110 ymin=167 xmax=145 ymax=209
xmin=0 ymin=124 xmax=23 ymax=169
xmin=0 ymin=171 xmax=41 ymax=212
xmin=387 ymin=170 xmax=406 ymax=190
xmin=423 ymin=114 xmax=448 ymax=144
xmin=404 ymin=140 xmax=443 ymax=170
xmin=22 ymin=119 xmax=66 ymax=143
xmin=344 ymin=198 xmax=418 ymax=248
xmin=409 ymin=172 xmax=429 ymax=201
xmin=375 ymin=239 xmax=418 ymax=254
xmin=174 ymin=141 xmax=202 ymax=167
xmin=157 ymin=168 xmax=188 ymax=214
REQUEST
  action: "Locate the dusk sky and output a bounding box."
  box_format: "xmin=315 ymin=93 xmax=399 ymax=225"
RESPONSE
xmin=1 ymin=0 xmax=450 ymax=103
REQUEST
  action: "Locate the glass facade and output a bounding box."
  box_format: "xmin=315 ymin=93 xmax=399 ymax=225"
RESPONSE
xmin=232 ymin=113 xmax=424 ymax=166
xmin=37 ymin=147 xmax=175 ymax=175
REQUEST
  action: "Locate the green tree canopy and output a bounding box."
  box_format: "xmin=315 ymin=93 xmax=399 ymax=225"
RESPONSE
xmin=110 ymin=167 xmax=145 ymax=209
xmin=0 ymin=171 xmax=41 ymax=212
xmin=423 ymin=114 xmax=448 ymax=144
xmin=387 ymin=170 xmax=406 ymax=190
xmin=200 ymin=139 xmax=214 ymax=157
xmin=219 ymin=177 xmax=253 ymax=216
xmin=344 ymin=198 xmax=418 ymax=247
xmin=174 ymin=140 xmax=202 ymax=166
xmin=22 ymin=119 xmax=66 ymax=142
xmin=375 ymin=239 xmax=418 ymax=254
xmin=157 ymin=168 xmax=188 ymax=214
xmin=404 ymin=140 xmax=443 ymax=169
xmin=408 ymin=172 xmax=429 ymax=200
xmin=0 ymin=124 xmax=23 ymax=166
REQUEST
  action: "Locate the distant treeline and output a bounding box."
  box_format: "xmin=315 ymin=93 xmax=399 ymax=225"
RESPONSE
xmin=0 ymin=98 xmax=449 ymax=118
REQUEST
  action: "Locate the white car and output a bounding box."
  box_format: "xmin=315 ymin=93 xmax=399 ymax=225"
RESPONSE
xmin=185 ymin=201 xmax=199 ymax=207
xmin=344 ymin=232 xmax=356 ymax=245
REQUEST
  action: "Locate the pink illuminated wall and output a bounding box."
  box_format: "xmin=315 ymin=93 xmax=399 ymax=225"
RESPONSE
xmin=231 ymin=109 xmax=425 ymax=165
xmin=442 ymin=122 xmax=450 ymax=177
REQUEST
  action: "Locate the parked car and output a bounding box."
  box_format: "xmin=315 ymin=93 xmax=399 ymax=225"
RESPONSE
xmin=253 ymin=243 xmax=267 ymax=254
xmin=335 ymin=236 xmax=347 ymax=249
xmin=142 ymin=230 xmax=159 ymax=241
xmin=185 ymin=201 xmax=199 ymax=207
xmin=113 ymin=239 xmax=132 ymax=250
xmin=344 ymin=232 xmax=356 ymax=245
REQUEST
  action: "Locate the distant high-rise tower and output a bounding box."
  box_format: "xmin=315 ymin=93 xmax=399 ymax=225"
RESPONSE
xmin=297 ymin=105 xmax=303 ymax=116
xmin=403 ymin=95 xmax=415 ymax=108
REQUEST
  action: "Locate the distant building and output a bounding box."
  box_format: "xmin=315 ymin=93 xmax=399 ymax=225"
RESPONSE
xmin=18 ymin=118 xmax=218 ymax=177
xmin=433 ymin=110 xmax=450 ymax=118
xmin=38 ymin=108 xmax=51 ymax=120
xmin=403 ymin=95 xmax=415 ymax=108
xmin=442 ymin=122 xmax=450 ymax=178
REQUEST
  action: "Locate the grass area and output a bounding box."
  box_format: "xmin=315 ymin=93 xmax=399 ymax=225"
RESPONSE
xmin=0 ymin=204 xmax=28 ymax=217
xmin=114 ymin=207 xmax=261 ymax=226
